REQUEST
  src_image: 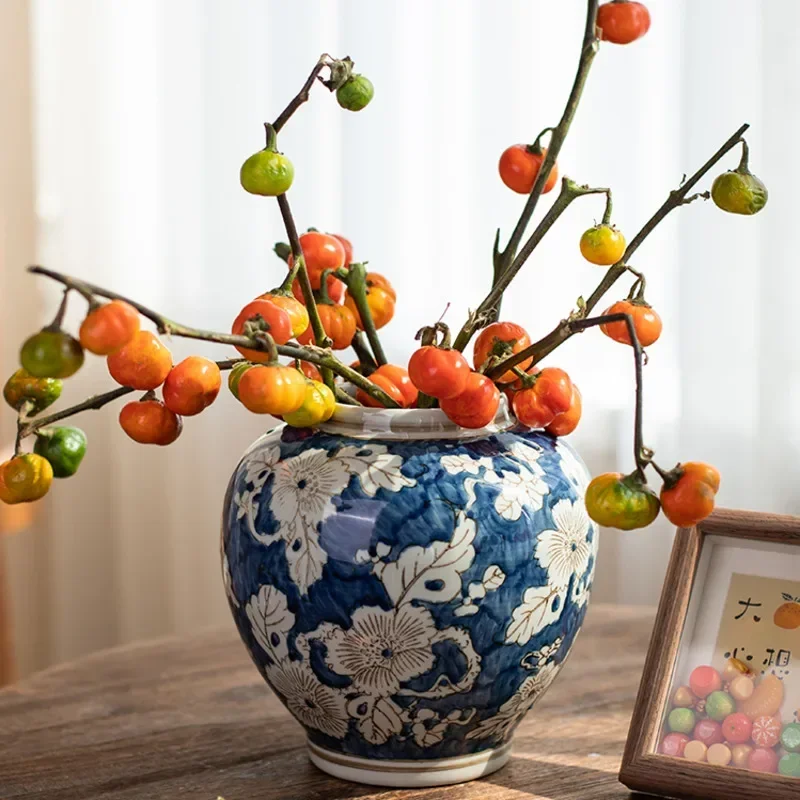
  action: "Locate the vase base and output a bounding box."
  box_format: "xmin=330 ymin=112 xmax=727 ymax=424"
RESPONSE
xmin=307 ymin=739 xmax=512 ymax=788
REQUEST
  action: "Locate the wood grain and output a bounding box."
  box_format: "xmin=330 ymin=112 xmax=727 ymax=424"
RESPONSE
xmin=620 ymin=508 xmax=800 ymax=800
xmin=0 ymin=604 xmax=653 ymax=800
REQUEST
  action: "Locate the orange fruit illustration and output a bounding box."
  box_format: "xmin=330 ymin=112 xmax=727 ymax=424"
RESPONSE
xmin=774 ymin=599 xmax=800 ymax=630
xmin=739 ymin=673 xmax=784 ymax=720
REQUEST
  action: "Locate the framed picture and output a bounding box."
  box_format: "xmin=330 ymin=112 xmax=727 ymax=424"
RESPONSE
xmin=620 ymin=509 xmax=800 ymax=800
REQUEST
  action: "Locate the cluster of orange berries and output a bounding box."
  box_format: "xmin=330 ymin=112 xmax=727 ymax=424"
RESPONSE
xmin=87 ymin=303 xmax=219 ymax=445
xmin=226 ymin=230 xmax=396 ymax=423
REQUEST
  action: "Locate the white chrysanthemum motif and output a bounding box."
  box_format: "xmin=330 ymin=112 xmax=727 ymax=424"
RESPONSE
xmin=272 ymin=449 xmax=351 ymax=531
xmin=535 ymin=498 xmax=593 ymax=590
xmin=326 ymin=605 xmax=437 ymax=696
xmin=246 ymin=585 xmax=295 ymax=663
xmin=267 ymin=660 xmax=349 ymax=739
xmin=466 ymin=661 xmax=559 ymax=741
xmin=556 ymin=440 xmax=590 ymax=493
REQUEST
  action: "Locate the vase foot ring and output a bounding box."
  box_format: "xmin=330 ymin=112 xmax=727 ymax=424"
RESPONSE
xmin=307 ymin=739 xmax=512 ymax=788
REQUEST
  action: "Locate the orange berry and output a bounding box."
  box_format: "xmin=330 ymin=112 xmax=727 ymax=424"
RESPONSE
xmin=79 ymin=300 xmax=140 ymax=355
xmin=356 ymin=373 xmax=405 ymax=408
xmin=237 ymin=365 xmax=306 ymax=415
xmin=296 ymin=304 xmax=357 ymax=350
xmin=232 ymin=299 xmax=293 ymax=361
xmin=256 ymin=293 xmax=309 ymax=339
xmin=162 ymin=356 xmax=221 ymax=416
xmin=545 ymin=384 xmax=582 ymax=437
xmin=600 ymin=300 xmax=663 ymax=347
xmin=473 ymin=322 xmax=532 ymax=384
xmin=298 ymin=361 xmax=322 ymax=382
xmin=119 ymin=399 xmax=182 ymax=445
xmin=344 ymin=285 xmax=396 ymax=331
xmin=355 ymin=364 xmax=420 ymax=408
xmin=498 ymin=145 xmax=558 ymax=194
xmin=660 ymin=462 xmax=720 ymax=528
xmin=107 ymin=331 xmax=172 ymax=390
xmin=440 ymin=372 xmax=501 ymax=429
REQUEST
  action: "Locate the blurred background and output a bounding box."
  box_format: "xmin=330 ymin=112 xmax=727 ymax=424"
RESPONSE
xmin=1 ymin=0 xmax=798 ymax=682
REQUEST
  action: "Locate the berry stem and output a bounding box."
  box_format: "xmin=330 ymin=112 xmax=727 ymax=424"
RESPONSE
xmin=341 ymin=262 xmax=387 ymax=366
xmin=272 ymin=55 xmax=333 ymax=133
xmin=486 ymin=123 xmax=751 ymax=375
xmin=45 ymin=289 xmax=70 ymax=332
xmin=350 ymin=333 xmax=377 ymax=376
xmin=25 ymin=267 xmax=401 ymax=408
xmin=737 ymin=137 xmax=751 ymax=173
xmin=569 ymin=312 xmax=649 ymax=479
xmin=263 ymin=123 xmax=278 ymax=151
xmin=275 ymin=193 xmax=335 ymax=389
xmin=452 ymin=179 xmax=611 ymax=351
xmin=601 ymin=189 xmax=613 ymax=225
xmin=484 ymin=0 xmax=601 ymax=327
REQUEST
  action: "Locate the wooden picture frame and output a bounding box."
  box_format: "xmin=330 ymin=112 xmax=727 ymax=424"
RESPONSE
xmin=620 ymin=508 xmax=800 ymax=800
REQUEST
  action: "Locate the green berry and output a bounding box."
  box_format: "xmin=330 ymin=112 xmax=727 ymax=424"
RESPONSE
xmin=667 ymin=707 xmax=696 ymax=734
xmin=34 ymin=426 xmax=87 ymax=478
xmin=336 ymin=75 xmax=374 ymax=112
xmin=20 ymin=330 xmax=84 ymax=379
xmin=240 ymin=150 xmax=294 ymax=196
xmin=228 ymin=362 xmax=254 ymax=400
xmin=3 ymin=368 xmax=62 ymax=414
xmin=711 ymin=170 xmax=768 ymax=215
xmin=705 ymin=691 xmax=735 ymax=722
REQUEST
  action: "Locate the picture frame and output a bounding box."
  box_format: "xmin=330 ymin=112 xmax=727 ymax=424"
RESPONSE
xmin=620 ymin=508 xmax=800 ymax=800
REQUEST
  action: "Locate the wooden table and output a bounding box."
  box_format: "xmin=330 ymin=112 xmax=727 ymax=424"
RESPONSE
xmin=0 ymin=604 xmax=655 ymax=800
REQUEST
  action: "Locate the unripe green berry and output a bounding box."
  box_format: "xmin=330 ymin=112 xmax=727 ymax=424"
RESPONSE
xmin=711 ymin=170 xmax=768 ymax=215
xmin=240 ymin=150 xmax=294 ymax=196
xmin=336 ymin=75 xmax=374 ymax=112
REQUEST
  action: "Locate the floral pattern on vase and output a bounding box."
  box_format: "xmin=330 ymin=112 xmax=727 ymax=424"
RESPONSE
xmin=221 ymin=415 xmax=597 ymax=770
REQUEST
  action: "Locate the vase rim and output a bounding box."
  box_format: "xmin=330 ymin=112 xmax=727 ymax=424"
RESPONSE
xmin=317 ymin=395 xmax=516 ymax=440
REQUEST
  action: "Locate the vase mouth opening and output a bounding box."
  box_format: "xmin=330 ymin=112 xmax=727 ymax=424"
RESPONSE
xmin=318 ymin=395 xmax=516 ymax=440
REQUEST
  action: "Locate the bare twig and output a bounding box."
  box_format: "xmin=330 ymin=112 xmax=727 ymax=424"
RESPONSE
xmin=487 ymin=123 xmax=750 ymax=374
xmin=452 ymin=180 xmax=610 ymax=351
xmin=485 ymin=0 xmax=601 ymax=325
xmin=26 ymin=267 xmax=400 ymax=408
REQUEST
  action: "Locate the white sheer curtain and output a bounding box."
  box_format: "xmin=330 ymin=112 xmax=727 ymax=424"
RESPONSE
xmin=4 ymin=0 xmax=796 ymax=676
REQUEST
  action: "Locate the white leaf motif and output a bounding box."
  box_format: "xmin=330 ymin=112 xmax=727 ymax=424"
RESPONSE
xmin=505 ymin=585 xmax=566 ymax=645
xmin=440 ymin=453 xmax=494 ymax=476
xmin=246 ymin=585 xmax=295 ymax=662
xmin=335 ymin=444 xmax=416 ymax=497
xmin=283 ymin=519 xmax=328 ymax=593
xmin=348 ymin=696 xmax=406 ymax=745
xmin=454 ymin=604 xmax=479 ymax=617
xmin=463 ymin=477 xmax=480 ymax=510
xmin=482 ymin=565 xmax=506 ymax=592
xmin=379 ymin=512 xmax=476 ymax=606
xmin=243 ymin=445 xmax=281 ymax=488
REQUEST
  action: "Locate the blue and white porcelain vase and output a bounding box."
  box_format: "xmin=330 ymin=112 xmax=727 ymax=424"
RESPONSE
xmin=221 ymin=401 xmax=598 ymax=787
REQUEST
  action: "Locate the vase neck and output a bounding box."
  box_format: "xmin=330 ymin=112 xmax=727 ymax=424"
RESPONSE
xmin=318 ymin=397 xmax=515 ymax=441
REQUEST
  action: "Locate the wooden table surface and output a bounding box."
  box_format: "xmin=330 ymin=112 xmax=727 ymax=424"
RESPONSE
xmin=0 ymin=604 xmax=655 ymax=800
